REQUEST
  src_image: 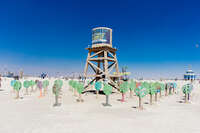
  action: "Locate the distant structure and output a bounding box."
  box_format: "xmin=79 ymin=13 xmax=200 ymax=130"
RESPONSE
xmin=5 ymin=71 xmax=14 ymax=78
xmin=84 ymin=27 xmax=120 ymax=88
xmin=19 ymin=69 xmax=23 ymax=79
xmin=184 ymin=69 xmax=196 ymax=80
xmin=41 ymin=73 xmax=47 ymax=79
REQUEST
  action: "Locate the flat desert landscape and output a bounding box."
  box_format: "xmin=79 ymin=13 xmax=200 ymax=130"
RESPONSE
xmin=0 ymin=77 xmax=200 ymax=133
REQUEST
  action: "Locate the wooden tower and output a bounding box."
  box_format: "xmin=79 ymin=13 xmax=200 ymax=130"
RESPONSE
xmin=84 ymin=27 xmax=120 ymax=88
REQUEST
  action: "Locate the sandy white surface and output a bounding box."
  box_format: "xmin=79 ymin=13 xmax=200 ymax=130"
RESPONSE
xmin=0 ymin=77 xmax=200 ymax=133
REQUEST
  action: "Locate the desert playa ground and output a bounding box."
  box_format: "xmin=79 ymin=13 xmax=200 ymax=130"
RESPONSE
xmin=0 ymin=77 xmax=200 ymax=133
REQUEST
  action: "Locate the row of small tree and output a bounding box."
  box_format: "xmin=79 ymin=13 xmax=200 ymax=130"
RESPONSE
xmin=81 ymin=80 xmax=180 ymax=109
xmin=10 ymin=79 xmax=65 ymax=106
xmin=119 ymin=81 xmax=178 ymax=109
xmin=11 ymin=79 xmax=50 ymax=99
xmin=69 ymin=80 xmax=113 ymax=106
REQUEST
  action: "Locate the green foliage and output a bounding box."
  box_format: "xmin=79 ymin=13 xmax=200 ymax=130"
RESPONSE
xmin=141 ymin=82 xmax=150 ymax=90
xmin=29 ymin=80 xmax=35 ymax=87
xmin=134 ymin=85 xmax=148 ymax=98
xmin=69 ymin=80 xmax=73 ymax=86
xmin=77 ymin=82 xmax=85 ymax=94
xmin=173 ymin=83 xmax=177 ymax=88
xmin=71 ymin=80 xmax=77 ymax=89
xmin=154 ymin=82 xmax=161 ymax=93
xmin=74 ymin=81 xmax=78 ymax=89
xmin=148 ymin=83 xmax=157 ymax=95
xmin=129 ymin=80 xmax=136 ymax=91
xmin=120 ymin=81 xmax=129 ymax=93
xmin=43 ymin=80 xmax=49 ymax=88
xmin=103 ymin=83 xmax=112 ymax=95
xmin=182 ymin=84 xmax=193 ymax=94
xmin=54 ymin=80 xmax=63 ymax=89
xmin=95 ymin=81 xmax=102 ymax=91
xmin=23 ymin=80 xmax=30 ymax=88
xmin=160 ymin=83 xmax=165 ymax=91
xmin=14 ymin=81 xmax=22 ymax=91
xmin=52 ymin=79 xmax=63 ymax=96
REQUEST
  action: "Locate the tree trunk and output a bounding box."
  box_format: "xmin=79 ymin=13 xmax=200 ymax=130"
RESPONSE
xmin=38 ymin=89 xmax=42 ymax=98
xmin=185 ymin=93 xmax=188 ymax=103
xmin=16 ymin=91 xmax=19 ymax=99
xmin=104 ymin=95 xmax=111 ymax=106
xmin=106 ymin=95 xmax=109 ymax=104
xmin=130 ymin=90 xmax=133 ymax=98
xmin=55 ymin=95 xmax=58 ymax=105
xmin=150 ymin=94 xmax=153 ymax=105
xmin=155 ymin=93 xmax=158 ymax=102
xmin=73 ymin=88 xmax=77 ymax=96
xmin=96 ymin=90 xmax=99 ymax=99
xmin=121 ymin=93 xmax=125 ymax=102
xmin=31 ymin=86 xmax=33 ymax=92
xmin=79 ymin=93 xmax=82 ymax=101
xmin=159 ymin=89 xmax=162 ymax=98
xmin=139 ymin=97 xmax=143 ymax=109
xmin=44 ymin=88 xmax=46 ymax=96
xmin=165 ymin=89 xmax=168 ymax=96
xmin=169 ymin=88 xmax=172 ymax=95
xmin=79 ymin=93 xmax=84 ymax=102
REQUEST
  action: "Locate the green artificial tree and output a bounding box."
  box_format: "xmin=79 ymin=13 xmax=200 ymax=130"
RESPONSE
xmin=153 ymin=82 xmax=161 ymax=102
xmin=14 ymin=81 xmax=22 ymax=99
xmin=52 ymin=80 xmax=63 ymax=106
xmin=182 ymin=84 xmax=193 ymax=103
xmin=160 ymin=83 xmax=165 ymax=98
xmin=76 ymin=82 xmax=85 ymax=102
xmin=29 ymin=80 xmax=35 ymax=92
xmin=72 ymin=80 xmax=78 ymax=96
xmin=147 ymin=83 xmax=156 ymax=105
xmin=103 ymin=83 xmax=112 ymax=106
xmin=119 ymin=81 xmax=129 ymax=102
xmin=169 ymin=83 xmax=173 ymax=95
xmin=129 ymin=80 xmax=136 ymax=98
xmin=173 ymin=83 xmax=177 ymax=94
xmin=43 ymin=80 xmax=49 ymax=96
xmin=165 ymin=83 xmax=170 ymax=96
xmin=134 ymin=85 xmax=148 ymax=109
xmin=68 ymin=80 xmax=73 ymax=91
xmin=95 ymin=81 xmax=102 ymax=99
xmin=11 ymin=80 xmax=16 ymax=93
xmin=23 ymin=80 xmax=30 ymax=95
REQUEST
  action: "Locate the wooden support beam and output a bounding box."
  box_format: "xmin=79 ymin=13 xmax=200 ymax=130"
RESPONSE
xmin=108 ymin=62 xmax=116 ymax=74
xmin=84 ymin=52 xmax=90 ymax=77
xmin=104 ymin=50 xmax=109 ymax=79
xmin=89 ymin=57 xmax=115 ymax=61
xmin=88 ymin=61 xmax=104 ymax=74
xmin=88 ymin=62 xmax=96 ymax=73
xmin=90 ymin=50 xmax=104 ymax=58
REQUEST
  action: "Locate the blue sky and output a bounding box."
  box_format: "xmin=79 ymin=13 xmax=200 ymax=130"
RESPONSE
xmin=0 ymin=0 xmax=199 ymax=78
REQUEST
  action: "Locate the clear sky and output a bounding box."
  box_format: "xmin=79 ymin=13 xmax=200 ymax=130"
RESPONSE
xmin=0 ymin=0 xmax=199 ymax=79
